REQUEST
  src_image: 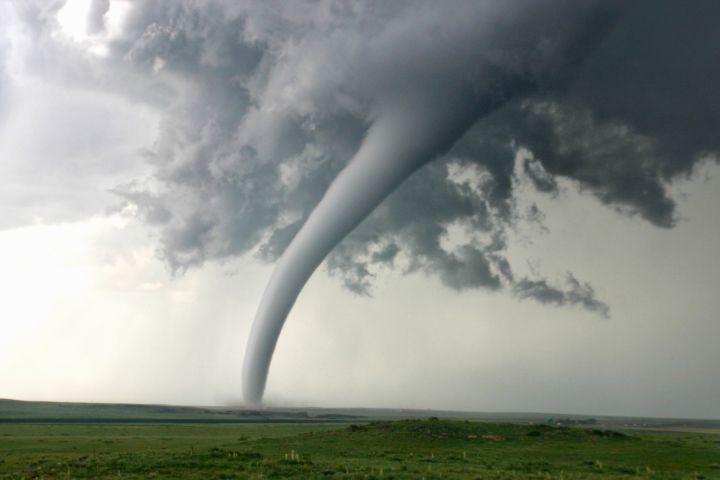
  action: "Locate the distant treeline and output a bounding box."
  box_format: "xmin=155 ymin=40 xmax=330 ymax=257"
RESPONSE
xmin=0 ymin=417 xmax=352 ymax=424
xmin=548 ymin=417 xmax=598 ymax=426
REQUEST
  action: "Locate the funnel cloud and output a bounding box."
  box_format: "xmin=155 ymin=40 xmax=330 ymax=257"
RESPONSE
xmin=243 ymin=0 xmax=627 ymax=404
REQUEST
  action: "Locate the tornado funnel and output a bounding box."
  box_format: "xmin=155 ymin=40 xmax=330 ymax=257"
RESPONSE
xmin=241 ymin=0 xmax=626 ymax=405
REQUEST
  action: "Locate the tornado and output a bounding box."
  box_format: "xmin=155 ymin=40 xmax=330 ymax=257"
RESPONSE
xmin=242 ymin=99 xmax=488 ymax=405
xmin=242 ymin=0 xmax=628 ymax=406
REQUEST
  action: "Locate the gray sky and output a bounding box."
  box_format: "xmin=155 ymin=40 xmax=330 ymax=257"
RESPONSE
xmin=0 ymin=0 xmax=719 ymax=419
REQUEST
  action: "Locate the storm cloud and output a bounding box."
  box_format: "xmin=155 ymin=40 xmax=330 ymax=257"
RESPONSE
xmin=9 ymin=0 xmax=720 ymax=315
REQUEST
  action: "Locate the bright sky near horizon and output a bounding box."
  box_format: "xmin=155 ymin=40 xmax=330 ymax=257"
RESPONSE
xmin=1 ymin=0 xmax=719 ymax=418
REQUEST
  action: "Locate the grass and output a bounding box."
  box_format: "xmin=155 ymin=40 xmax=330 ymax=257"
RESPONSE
xmin=1 ymin=419 xmax=719 ymax=479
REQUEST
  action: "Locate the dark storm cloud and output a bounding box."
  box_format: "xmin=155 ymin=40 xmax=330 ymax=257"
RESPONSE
xmin=323 ymin=159 xmax=505 ymax=295
xmin=12 ymin=0 xmax=719 ymax=315
xmin=464 ymin=0 xmax=720 ymax=228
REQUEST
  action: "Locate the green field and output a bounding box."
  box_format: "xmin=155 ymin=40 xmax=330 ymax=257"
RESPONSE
xmin=2 ymin=420 xmax=720 ymax=479
xmin=1 ymin=399 xmax=719 ymax=479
